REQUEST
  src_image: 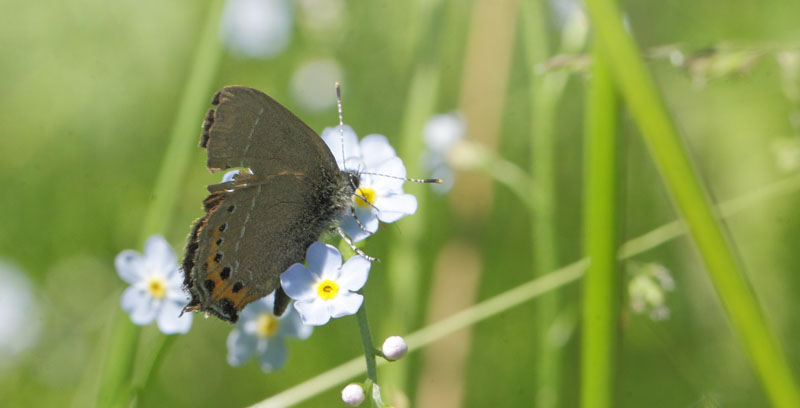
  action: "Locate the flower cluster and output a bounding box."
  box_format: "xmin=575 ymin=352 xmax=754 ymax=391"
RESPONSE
xmin=114 ymin=126 xmax=418 ymax=378
xmin=627 ymin=262 xmax=675 ymax=321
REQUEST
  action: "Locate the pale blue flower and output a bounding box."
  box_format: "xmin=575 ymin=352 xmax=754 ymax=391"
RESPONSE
xmin=421 ymin=112 xmax=466 ymax=193
xmin=220 ymin=0 xmax=293 ymax=59
xmin=226 ymin=292 xmax=312 ymax=372
xmin=116 ymin=235 xmax=192 ymax=334
xmin=322 ymin=126 xmax=417 ymax=242
xmin=280 ymin=242 xmax=370 ymax=326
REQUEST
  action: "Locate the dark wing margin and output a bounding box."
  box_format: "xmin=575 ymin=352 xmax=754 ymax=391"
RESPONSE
xmin=201 ymin=86 xmax=339 ymax=176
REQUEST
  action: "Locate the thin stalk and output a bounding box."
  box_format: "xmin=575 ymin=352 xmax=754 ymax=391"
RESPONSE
xmin=580 ymin=50 xmax=620 ymax=408
xmin=94 ymin=1 xmax=224 ymax=406
xmin=520 ymin=0 xmax=578 ymax=405
xmin=583 ymin=0 xmax=800 ymax=406
xmin=249 ymin=170 xmax=800 ymax=408
xmin=357 ymin=304 xmax=379 ymax=384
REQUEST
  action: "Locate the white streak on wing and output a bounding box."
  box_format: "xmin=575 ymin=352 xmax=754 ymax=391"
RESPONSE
xmin=242 ymin=107 xmax=264 ymax=158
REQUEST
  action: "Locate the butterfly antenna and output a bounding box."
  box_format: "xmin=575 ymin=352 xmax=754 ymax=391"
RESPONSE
xmin=358 ymin=171 xmax=442 ymax=184
xmin=336 ymin=82 xmax=346 ymax=170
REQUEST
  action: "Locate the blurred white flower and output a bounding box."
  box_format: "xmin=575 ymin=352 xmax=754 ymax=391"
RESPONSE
xmin=280 ymin=242 xmax=370 ymax=326
xmin=322 ymin=125 xmax=418 ymax=242
xmin=381 ymin=335 xmax=408 ymax=361
xmin=421 ymin=112 xmax=467 ymax=193
xmin=290 ymin=59 xmax=344 ymax=112
xmin=116 ymin=235 xmax=193 ymax=334
xmin=341 ymin=383 xmax=366 ymax=406
xmin=0 ymin=260 xmax=41 ymax=372
xmin=226 ymin=291 xmax=312 ymax=372
xmin=628 ymin=262 xmax=674 ymax=321
xmin=220 ymin=0 xmax=293 ymax=59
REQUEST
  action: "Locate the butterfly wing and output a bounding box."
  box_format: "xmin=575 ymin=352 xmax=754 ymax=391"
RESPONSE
xmin=201 ymin=86 xmax=339 ymax=175
xmin=183 ymin=86 xmax=347 ymax=322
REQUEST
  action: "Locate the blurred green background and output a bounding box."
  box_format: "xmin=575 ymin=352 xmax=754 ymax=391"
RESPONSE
xmin=2 ymin=0 xmax=800 ymax=406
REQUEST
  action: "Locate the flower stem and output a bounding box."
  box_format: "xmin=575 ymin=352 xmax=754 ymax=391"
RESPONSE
xmin=356 ymin=303 xmax=379 ymax=388
xmin=581 ymin=48 xmax=620 ymax=408
xmin=584 ymin=0 xmax=800 ymax=405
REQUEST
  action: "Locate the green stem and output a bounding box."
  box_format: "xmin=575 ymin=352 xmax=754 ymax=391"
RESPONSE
xmin=356 ymin=303 xmax=382 ymax=407
xmin=356 ymin=304 xmax=379 ymax=385
xmin=95 ymin=1 xmax=224 ymax=406
xmin=584 ymin=0 xmax=800 ymax=406
xmin=250 ymin=173 xmax=800 ymax=408
xmin=581 ymin=49 xmax=620 ymax=408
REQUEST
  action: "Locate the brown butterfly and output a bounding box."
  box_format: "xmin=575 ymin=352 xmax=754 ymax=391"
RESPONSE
xmin=180 ymin=86 xmax=361 ymax=322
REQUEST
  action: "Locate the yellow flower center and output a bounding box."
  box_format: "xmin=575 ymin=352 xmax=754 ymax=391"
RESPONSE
xmin=354 ymin=187 xmax=376 ymax=208
xmin=317 ymin=279 xmax=339 ymax=300
xmin=256 ymin=313 xmax=280 ymax=338
xmin=147 ymin=277 xmax=167 ymax=299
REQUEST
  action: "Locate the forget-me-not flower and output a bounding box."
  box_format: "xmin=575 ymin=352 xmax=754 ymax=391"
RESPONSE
xmin=322 ymin=125 xmax=417 ymax=242
xmin=115 ymin=235 xmax=193 ymax=334
xmin=280 ymin=242 xmax=370 ymax=326
xmin=226 ymin=291 xmax=312 ymax=372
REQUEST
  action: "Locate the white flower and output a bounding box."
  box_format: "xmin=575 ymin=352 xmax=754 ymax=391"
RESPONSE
xmin=220 ymin=0 xmax=293 ymax=59
xmin=628 ymin=262 xmax=675 ymax=321
xmin=421 ymin=112 xmax=466 ymax=193
xmin=0 ymin=260 xmax=41 ymax=371
xmin=116 ymin=235 xmax=193 ymax=334
xmin=381 ymin=336 xmax=408 ymax=361
xmin=226 ymin=291 xmax=312 ymax=372
xmin=341 ymin=383 xmax=366 ymax=406
xmin=322 ymin=125 xmax=418 ymax=242
xmin=280 ymin=242 xmax=370 ymax=326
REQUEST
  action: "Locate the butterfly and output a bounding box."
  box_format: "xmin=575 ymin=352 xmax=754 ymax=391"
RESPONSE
xmin=180 ymin=86 xmax=362 ymax=322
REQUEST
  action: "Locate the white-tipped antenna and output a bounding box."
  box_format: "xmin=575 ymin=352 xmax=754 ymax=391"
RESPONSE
xmin=358 ymin=171 xmax=442 ymax=184
xmin=336 ymin=82 xmax=346 ymax=170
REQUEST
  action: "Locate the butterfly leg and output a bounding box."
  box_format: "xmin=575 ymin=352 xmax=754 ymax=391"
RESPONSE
xmin=350 ymin=206 xmax=374 ymax=236
xmin=336 ymin=226 xmax=379 ymax=262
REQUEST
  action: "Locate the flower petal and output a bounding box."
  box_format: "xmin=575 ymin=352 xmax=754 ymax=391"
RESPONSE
xmin=281 ymin=305 xmax=313 ymax=340
xmin=294 ymin=299 xmax=331 ymax=326
xmin=226 ymin=329 xmax=257 ymax=366
xmin=157 ymin=300 xmax=193 ymax=334
xmin=321 ymin=125 xmax=360 ymax=170
xmin=360 ymin=134 xmax=397 ymax=170
xmin=306 ymin=242 xmax=342 ymax=276
xmin=340 ymin=209 xmax=379 ymax=243
xmin=327 ymin=292 xmax=363 ymax=318
xmin=423 ymin=112 xmax=465 ymax=153
xmin=144 ymin=235 xmax=177 ymax=272
xmin=375 ymin=194 xmax=417 ymax=223
xmin=339 ymin=256 xmax=370 ymax=291
xmin=115 ymin=250 xmax=145 ymax=284
xmin=258 ymin=338 xmax=287 ymax=373
xmin=121 ymin=287 xmax=159 ymax=325
xmin=371 ymin=157 xmax=407 ymax=193
xmin=281 ymin=264 xmax=318 ymax=301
